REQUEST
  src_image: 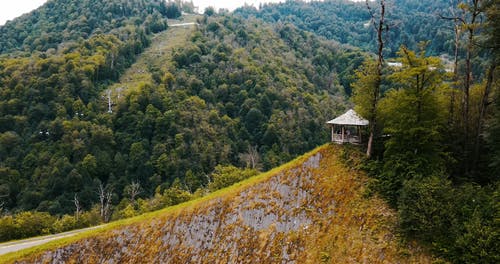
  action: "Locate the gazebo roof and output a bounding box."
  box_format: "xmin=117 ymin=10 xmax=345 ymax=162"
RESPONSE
xmin=327 ymin=109 xmax=369 ymax=126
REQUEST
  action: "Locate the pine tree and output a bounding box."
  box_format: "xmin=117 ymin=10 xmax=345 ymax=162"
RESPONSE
xmin=376 ymin=45 xmax=448 ymax=203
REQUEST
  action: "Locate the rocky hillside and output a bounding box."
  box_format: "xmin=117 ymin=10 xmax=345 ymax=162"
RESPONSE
xmin=8 ymin=145 xmax=434 ymax=263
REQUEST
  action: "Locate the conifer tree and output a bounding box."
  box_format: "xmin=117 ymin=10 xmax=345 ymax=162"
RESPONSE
xmin=377 ymin=45 xmax=448 ymax=203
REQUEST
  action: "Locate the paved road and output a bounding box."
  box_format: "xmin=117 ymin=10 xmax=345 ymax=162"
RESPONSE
xmin=0 ymin=225 xmax=105 ymax=256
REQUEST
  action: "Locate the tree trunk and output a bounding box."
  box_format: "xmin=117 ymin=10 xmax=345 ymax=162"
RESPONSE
xmin=98 ymin=183 xmax=105 ymax=221
xmin=463 ymin=26 xmax=472 ymax=168
xmin=366 ymin=129 xmax=374 ymax=157
xmin=73 ymin=194 xmax=81 ymax=222
xmin=449 ymin=20 xmax=460 ymax=125
xmin=472 ymin=62 xmax=497 ymax=170
xmin=365 ymin=0 xmax=385 ymax=158
xmin=463 ymin=0 xmax=481 ymax=174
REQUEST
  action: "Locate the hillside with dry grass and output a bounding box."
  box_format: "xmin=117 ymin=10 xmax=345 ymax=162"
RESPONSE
xmin=6 ymin=144 xmax=435 ymax=263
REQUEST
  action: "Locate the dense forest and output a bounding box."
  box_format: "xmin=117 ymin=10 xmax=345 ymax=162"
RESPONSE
xmin=349 ymin=0 xmax=499 ymax=262
xmin=0 ymin=0 xmax=498 ymax=263
xmin=0 ymin=0 xmax=171 ymax=55
xmin=236 ymin=0 xmax=461 ymax=56
xmin=0 ymin=0 xmax=366 ymax=241
xmin=0 ymin=0 xmax=169 ymax=238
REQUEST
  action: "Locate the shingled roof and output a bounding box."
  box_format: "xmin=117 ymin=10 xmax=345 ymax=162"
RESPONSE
xmin=326 ymin=109 xmax=369 ymax=126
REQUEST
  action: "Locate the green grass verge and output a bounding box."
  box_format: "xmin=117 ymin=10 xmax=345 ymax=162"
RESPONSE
xmin=0 ymin=144 xmax=330 ymax=263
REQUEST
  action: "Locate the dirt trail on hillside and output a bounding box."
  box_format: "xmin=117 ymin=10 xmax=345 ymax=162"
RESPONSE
xmin=104 ymin=16 xmax=198 ymax=108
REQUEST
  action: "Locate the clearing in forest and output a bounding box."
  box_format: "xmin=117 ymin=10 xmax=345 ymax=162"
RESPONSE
xmin=104 ymin=15 xmax=199 ymax=109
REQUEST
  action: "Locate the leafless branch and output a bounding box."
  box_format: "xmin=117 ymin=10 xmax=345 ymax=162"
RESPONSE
xmin=126 ymin=181 xmax=141 ymax=206
xmin=73 ymin=193 xmax=81 ymax=221
xmin=239 ymin=145 xmax=261 ymax=170
xmin=97 ymin=183 xmax=113 ymax=222
xmin=438 ymin=14 xmax=466 ymax=24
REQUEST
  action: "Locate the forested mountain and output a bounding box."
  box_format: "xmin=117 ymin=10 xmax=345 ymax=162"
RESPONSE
xmin=241 ymin=1 xmax=499 ymax=262
xmin=0 ymin=0 xmax=170 ymax=227
xmin=0 ymin=0 xmax=364 ymax=227
xmin=236 ymin=0 xmax=457 ymax=56
xmin=0 ymin=0 xmax=169 ymax=55
xmin=0 ymin=0 xmax=498 ymax=263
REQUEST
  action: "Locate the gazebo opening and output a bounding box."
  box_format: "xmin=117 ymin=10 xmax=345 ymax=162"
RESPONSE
xmin=326 ymin=109 xmax=369 ymax=144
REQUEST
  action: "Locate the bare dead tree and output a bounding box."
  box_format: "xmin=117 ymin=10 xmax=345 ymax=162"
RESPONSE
xmin=0 ymin=193 xmax=8 ymax=215
xmin=98 ymin=183 xmax=105 ymax=220
xmin=463 ymin=1 xmax=482 ymax=147
xmin=73 ymin=193 xmax=82 ymax=222
xmin=239 ymin=145 xmax=261 ymax=169
xmin=463 ymin=0 xmax=484 ymax=173
xmin=98 ymin=183 xmax=113 ymax=222
xmin=104 ymin=189 xmax=113 ymax=222
xmin=106 ymin=89 xmax=113 ymax=113
xmin=444 ymin=1 xmax=465 ymax=72
xmin=126 ymin=181 xmax=142 ymax=206
xmin=440 ymin=0 xmax=465 ymax=124
xmin=365 ymin=0 xmax=387 ymax=158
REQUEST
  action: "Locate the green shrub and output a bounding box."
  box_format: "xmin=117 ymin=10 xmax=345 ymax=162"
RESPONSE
xmin=398 ymin=177 xmax=500 ymax=262
xmin=0 ymin=215 xmax=17 ymax=241
xmin=398 ymin=176 xmax=455 ymax=246
xmin=13 ymin=211 xmax=57 ymax=238
xmin=53 ymin=215 xmax=78 ymax=233
xmin=208 ymin=165 xmax=258 ymax=192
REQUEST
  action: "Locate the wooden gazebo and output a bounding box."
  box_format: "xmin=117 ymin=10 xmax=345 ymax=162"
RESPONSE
xmin=326 ymin=109 xmax=369 ymax=144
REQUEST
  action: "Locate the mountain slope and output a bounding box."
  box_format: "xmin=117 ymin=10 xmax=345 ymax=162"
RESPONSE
xmin=235 ymin=0 xmax=455 ymax=56
xmin=0 ymin=10 xmax=366 ymax=219
xmin=6 ymin=145 xmax=434 ymax=263
xmin=105 ymin=15 xmax=199 ymax=101
xmin=0 ymin=0 xmax=168 ymax=55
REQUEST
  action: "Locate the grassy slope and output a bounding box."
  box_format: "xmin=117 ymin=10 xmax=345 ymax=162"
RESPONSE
xmin=4 ymin=144 xmax=436 ymax=263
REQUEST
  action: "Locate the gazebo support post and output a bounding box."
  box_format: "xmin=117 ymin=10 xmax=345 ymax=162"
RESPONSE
xmin=359 ymin=126 xmax=362 ymax=143
xmin=331 ymin=125 xmax=335 ymax=142
xmin=341 ymin=126 xmax=345 ymax=143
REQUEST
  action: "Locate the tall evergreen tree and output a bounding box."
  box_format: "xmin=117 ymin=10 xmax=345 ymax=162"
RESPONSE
xmin=377 ymin=45 xmax=448 ymax=203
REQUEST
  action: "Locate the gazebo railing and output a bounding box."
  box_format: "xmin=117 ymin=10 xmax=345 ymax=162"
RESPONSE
xmin=332 ymin=134 xmax=361 ymax=144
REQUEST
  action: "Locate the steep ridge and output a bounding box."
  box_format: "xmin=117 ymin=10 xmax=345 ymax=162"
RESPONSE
xmin=7 ymin=145 xmax=433 ymax=263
